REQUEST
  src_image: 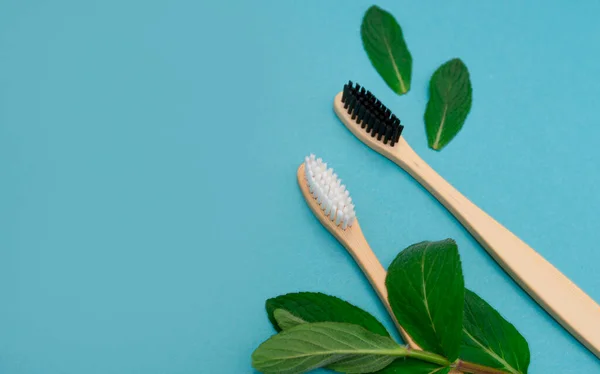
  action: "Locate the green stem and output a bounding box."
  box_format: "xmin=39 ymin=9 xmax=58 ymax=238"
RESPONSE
xmin=405 ymin=348 xmax=451 ymax=367
xmin=374 ymin=346 xmax=450 ymax=367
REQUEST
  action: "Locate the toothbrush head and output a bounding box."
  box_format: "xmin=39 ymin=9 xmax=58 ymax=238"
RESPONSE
xmin=299 ymin=154 xmax=356 ymax=230
xmin=334 ymin=81 xmax=405 ymax=149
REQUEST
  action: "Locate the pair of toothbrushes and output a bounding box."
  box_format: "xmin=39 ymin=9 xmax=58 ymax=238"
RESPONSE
xmin=297 ymin=81 xmax=600 ymax=359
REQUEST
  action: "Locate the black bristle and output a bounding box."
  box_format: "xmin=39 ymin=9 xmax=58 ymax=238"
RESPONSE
xmin=371 ymin=116 xmax=381 ymax=135
xmin=366 ymin=116 xmax=374 ymax=133
xmin=371 ymin=119 xmax=379 ymax=137
xmin=361 ymin=109 xmax=371 ymax=129
xmin=396 ymin=121 xmax=404 ymax=141
xmin=342 ymin=84 xmax=349 ymax=103
xmin=347 ymin=95 xmax=356 ymax=114
xmin=375 ymin=117 xmax=383 ymax=140
xmin=351 ymin=102 xmax=360 ymax=120
xmin=356 ymin=104 xmax=366 ymax=124
xmin=397 ymin=125 xmax=404 ymax=141
xmin=383 ymin=126 xmax=393 ymax=144
xmin=390 ymin=126 xmax=399 ymax=146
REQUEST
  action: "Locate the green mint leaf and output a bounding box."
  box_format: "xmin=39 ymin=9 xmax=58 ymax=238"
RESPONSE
xmin=424 ymin=58 xmax=473 ymax=151
xmin=271 ymin=309 xmax=391 ymax=372
xmin=460 ymin=289 xmax=530 ymax=374
xmin=272 ymin=309 xmax=307 ymax=330
xmin=251 ymin=322 xmax=401 ymax=374
xmin=271 ymin=310 xmax=455 ymax=374
xmin=361 ymin=5 xmax=413 ymax=95
xmin=386 ymin=239 xmax=464 ymax=361
xmin=265 ymin=291 xmax=390 ymax=336
xmin=375 ymin=358 xmax=451 ymax=374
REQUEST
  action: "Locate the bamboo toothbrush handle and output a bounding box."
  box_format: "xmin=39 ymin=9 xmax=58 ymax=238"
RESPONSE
xmin=393 ymin=140 xmax=600 ymax=358
xmin=338 ymin=221 xmax=421 ymax=348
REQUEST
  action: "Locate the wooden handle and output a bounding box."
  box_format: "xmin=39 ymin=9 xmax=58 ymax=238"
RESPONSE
xmin=392 ymin=139 xmax=600 ymax=358
xmin=335 ymin=220 xmax=414 ymax=345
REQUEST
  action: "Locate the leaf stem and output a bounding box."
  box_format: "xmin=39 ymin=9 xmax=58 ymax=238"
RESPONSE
xmin=405 ymin=347 xmax=451 ymax=367
xmin=360 ymin=346 xmax=451 ymax=367
xmin=456 ymin=360 xmax=511 ymax=374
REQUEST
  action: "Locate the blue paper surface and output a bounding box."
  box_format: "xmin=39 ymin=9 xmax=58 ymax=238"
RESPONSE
xmin=1 ymin=0 xmax=600 ymax=373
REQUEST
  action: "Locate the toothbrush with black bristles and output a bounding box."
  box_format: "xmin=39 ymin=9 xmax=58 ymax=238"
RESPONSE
xmin=333 ymin=80 xmax=600 ymax=359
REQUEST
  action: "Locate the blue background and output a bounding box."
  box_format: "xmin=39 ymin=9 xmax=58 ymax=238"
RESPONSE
xmin=1 ymin=0 xmax=600 ymax=373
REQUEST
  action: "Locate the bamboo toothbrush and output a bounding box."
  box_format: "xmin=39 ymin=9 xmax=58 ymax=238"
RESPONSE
xmin=297 ymin=154 xmax=420 ymax=349
xmin=332 ymin=80 xmax=600 ymax=358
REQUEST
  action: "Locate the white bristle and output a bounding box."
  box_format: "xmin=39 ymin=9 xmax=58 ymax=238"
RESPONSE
xmin=303 ymin=155 xmax=356 ymax=230
xmin=324 ymin=200 xmax=332 ymax=215
xmin=348 ymin=212 xmax=356 ymax=225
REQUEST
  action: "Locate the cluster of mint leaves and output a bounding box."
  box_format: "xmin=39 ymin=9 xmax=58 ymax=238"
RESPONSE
xmin=361 ymin=5 xmax=473 ymax=151
xmin=252 ymin=239 xmax=530 ymax=374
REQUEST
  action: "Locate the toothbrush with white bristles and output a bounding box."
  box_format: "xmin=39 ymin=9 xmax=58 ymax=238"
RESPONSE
xmin=297 ymin=154 xmax=420 ymax=349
